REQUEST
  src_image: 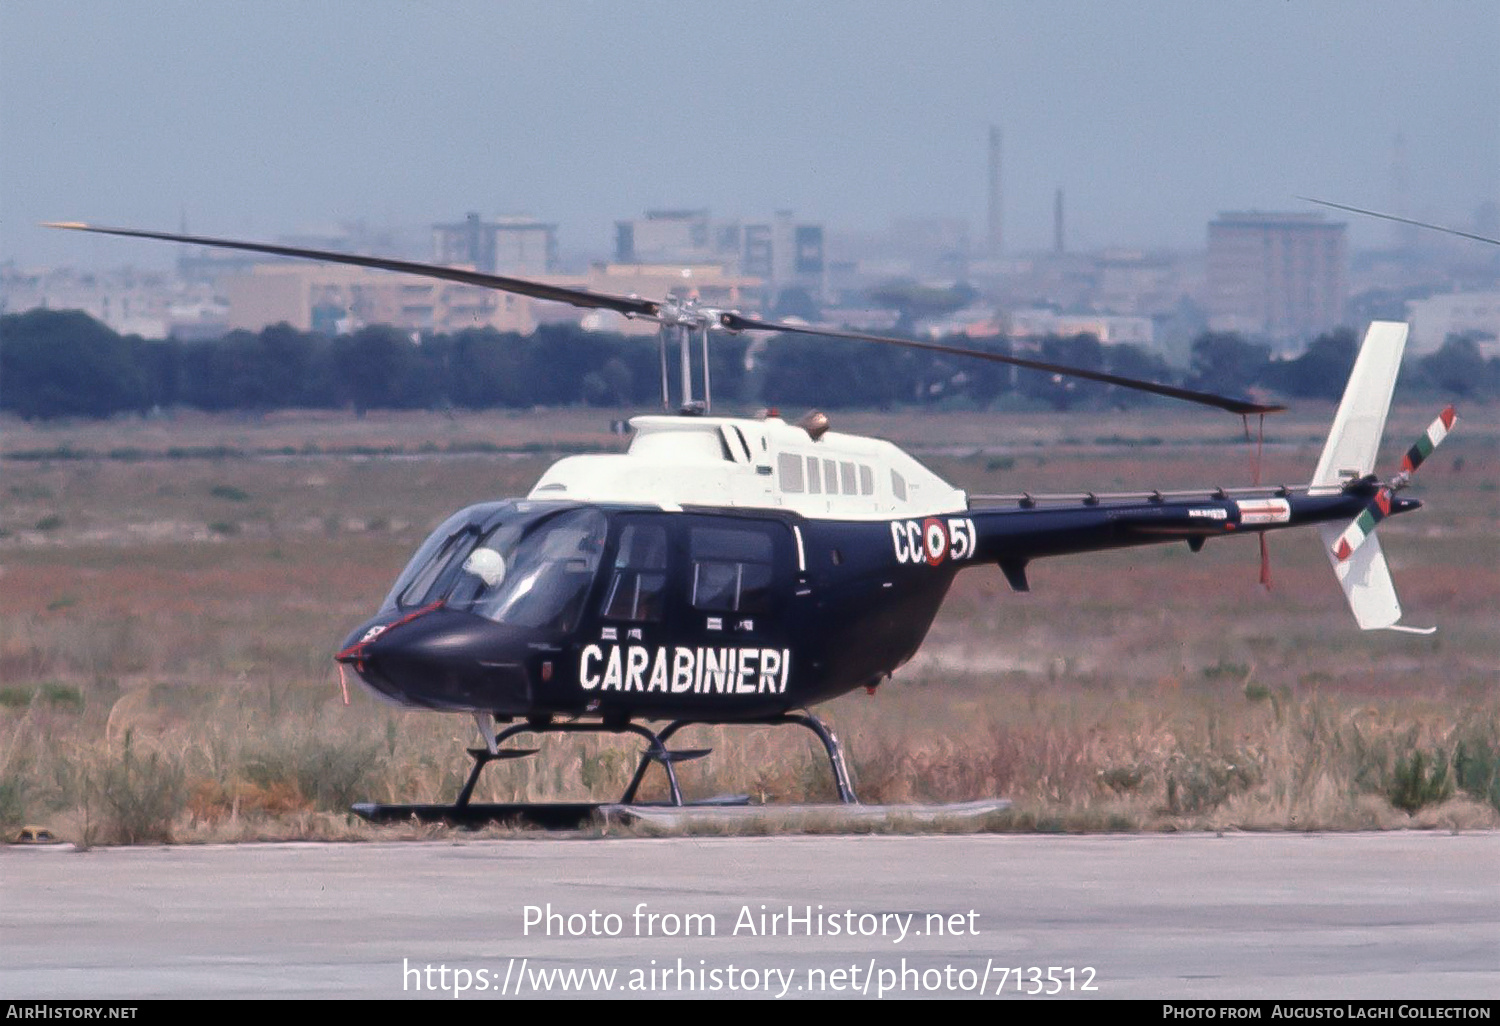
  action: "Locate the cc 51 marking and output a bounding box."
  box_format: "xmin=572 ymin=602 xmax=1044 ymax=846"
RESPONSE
xmin=891 ymin=517 xmax=977 ymax=566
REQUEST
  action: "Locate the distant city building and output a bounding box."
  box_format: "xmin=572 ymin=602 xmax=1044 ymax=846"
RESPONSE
xmin=615 ymin=209 xmax=717 ymax=265
xmin=919 ymin=305 xmax=1003 ymax=340
xmin=280 ymin=221 xmax=409 ymax=257
xmin=1094 ymin=250 xmax=1198 ymax=318
xmin=223 ymin=263 xmax=540 ymax=335
xmin=890 ymin=217 xmax=972 ymax=278
xmin=575 ymin=263 xmax=764 ymax=335
xmin=432 ymin=213 xmax=557 ymax=275
xmin=1206 ymin=212 xmax=1346 ymax=341
xmin=614 ymin=209 xmax=824 ymax=299
xmin=816 ymin=307 xmax=903 ymax=333
xmin=1404 ymin=290 xmax=1500 ymax=355
xmin=176 ymin=248 xmax=265 ymax=286
xmin=1006 ymin=308 xmax=1155 ymax=346
xmin=178 ymin=220 xmax=410 ymax=284
xmin=981 ymin=252 xmax=1145 ymax=318
xmin=222 ymin=259 xmax=764 ymax=338
xmin=0 ymin=265 xmax=226 ymax=339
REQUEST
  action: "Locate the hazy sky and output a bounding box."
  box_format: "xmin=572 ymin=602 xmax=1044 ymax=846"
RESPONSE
xmin=3 ymin=0 xmax=1497 ymax=269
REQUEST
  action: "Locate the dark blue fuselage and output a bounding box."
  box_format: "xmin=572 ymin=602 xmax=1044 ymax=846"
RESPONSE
xmin=339 ymin=485 xmax=1405 ymax=721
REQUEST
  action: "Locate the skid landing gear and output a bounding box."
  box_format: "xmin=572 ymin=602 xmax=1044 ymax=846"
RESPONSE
xmin=351 ymin=711 xmax=858 ymax=828
xmin=620 ymin=714 xmax=857 ymax=805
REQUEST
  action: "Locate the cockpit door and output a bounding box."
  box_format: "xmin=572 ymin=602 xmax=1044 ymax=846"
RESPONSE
xmin=598 ymin=516 xmax=672 ymax=629
xmin=673 ymin=514 xmax=796 ymax=704
xmin=568 ymin=513 xmax=675 ymax=698
xmin=572 ymin=512 xmax=796 ymax=709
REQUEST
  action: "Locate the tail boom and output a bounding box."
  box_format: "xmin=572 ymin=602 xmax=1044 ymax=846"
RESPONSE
xmin=964 ymin=321 xmax=1435 ymax=633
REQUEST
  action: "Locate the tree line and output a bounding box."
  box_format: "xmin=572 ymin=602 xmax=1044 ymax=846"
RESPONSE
xmin=1 ymin=308 xmax=1491 ymax=420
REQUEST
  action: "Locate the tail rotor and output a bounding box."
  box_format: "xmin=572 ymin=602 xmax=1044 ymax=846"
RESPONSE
xmin=1330 ymin=405 xmax=1457 ymax=563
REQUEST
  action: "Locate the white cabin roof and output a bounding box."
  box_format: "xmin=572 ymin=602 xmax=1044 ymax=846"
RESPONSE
xmin=527 ymin=415 xmax=966 ymax=520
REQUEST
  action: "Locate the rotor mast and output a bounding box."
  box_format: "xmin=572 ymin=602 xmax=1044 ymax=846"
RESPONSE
xmin=654 ymin=298 xmax=718 ymax=414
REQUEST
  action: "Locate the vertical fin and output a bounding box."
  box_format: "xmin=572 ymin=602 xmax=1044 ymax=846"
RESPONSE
xmin=1310 ymin=322 xmax=1408 ymax=487
xmin=1311 ymin=323 xmax=1431 ymax=632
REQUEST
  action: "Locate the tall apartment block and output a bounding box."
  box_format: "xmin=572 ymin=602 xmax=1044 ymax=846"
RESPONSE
xmin=1206 ymin=212 xmax=1346 ymax=341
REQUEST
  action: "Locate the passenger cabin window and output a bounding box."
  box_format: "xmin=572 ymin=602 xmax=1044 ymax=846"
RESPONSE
xmin=891 ymin=470 xmax=908 ymax=501
xmin=823 ymin=458 xmax=840 ymax=495
xmin=602 ymin=523 xmax=668 ymax=622
xmin=859 ymin=465 xmax=874 ymax=495
xmin=690 ymin=525 xmax=775 ymax=614
xmin=777 ymin=452 xmax=804 ymax=492
xmin=840 ymin=461 xmax=857 ymax=494
xmin=805 ymin=455 xmax=822 ymax=494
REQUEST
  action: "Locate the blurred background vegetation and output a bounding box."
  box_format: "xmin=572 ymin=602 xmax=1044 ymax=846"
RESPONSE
xmin=5 ymin=309 xmax=1497 ymax=420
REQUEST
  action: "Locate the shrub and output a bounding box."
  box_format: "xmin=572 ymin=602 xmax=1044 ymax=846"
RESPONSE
xmin=243 ymin=732 xmax=384 ymax=813
xmin=1386 ymin=750 xmax=1453 ymax=813
xmin=94 ymin=731 xmax=187 ymax=844
xmin=1454 ymin=738 xmax=1500 ymax=813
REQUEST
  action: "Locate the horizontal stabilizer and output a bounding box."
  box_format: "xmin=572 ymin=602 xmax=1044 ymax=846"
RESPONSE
xmin=1318 ymin=524 xmax=1403 ymax=631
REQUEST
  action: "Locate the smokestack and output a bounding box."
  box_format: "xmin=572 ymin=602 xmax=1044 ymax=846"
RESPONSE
xmin=1054 ymin=188 xmax=1064 ymax=255
xmin=988 ymin=126 xmax=1003 ymax=258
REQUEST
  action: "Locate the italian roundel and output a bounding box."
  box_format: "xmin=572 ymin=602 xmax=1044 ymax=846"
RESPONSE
xmin=921 ymin=517 xmax=948 ymax=566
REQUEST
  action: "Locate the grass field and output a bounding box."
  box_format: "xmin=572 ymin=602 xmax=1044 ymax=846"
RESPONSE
xmin=2 ymin=402 xmax=1496 ymax=843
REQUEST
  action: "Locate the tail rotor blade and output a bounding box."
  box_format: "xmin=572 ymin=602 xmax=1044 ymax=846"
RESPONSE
xmin=1331 ymin=487 xmax=1393 ymax=562
xmin=1330 ymin=405 xmax=1457 ymax=562
xmin=1399 ymin=404 xmax=1458 ymax=476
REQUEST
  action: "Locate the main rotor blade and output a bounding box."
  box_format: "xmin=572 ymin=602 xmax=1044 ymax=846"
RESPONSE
xmin=42 ymin=222 xmax=661 ymax=318
xmin=1297 ymin=198 xmax=1500 ymax=247
xmin=719 ymin=312 xmax=1284 ymax=415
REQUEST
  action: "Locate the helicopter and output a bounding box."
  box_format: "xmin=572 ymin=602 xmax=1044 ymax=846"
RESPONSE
xmin=45 ymin=220 xmax=1458 ymax=820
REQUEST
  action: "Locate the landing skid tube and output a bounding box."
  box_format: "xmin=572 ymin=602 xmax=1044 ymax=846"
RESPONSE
xmin=351 ymin=712 xmax=858 ymax=828
xmin=620 ymin=713 xmax=858 ymax=805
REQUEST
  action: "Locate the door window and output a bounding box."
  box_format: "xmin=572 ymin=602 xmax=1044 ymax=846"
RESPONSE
xmin=601 ymin=522 xmax=669 ymax=622
xmin=689 ymin=524 xmax=776 ymax=615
